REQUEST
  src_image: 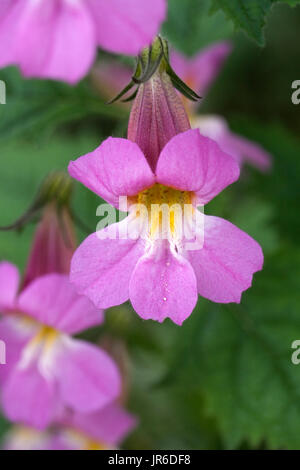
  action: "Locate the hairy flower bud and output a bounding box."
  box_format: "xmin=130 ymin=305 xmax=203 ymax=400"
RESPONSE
xmin=22 ymin=202 xmax=76 ymax=289
xmin=127 ymin=37 xmax=199 ymax=170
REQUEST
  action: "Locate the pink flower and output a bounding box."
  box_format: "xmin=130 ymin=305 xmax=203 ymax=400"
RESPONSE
xmin=3 ymin=403 xmax=136 ymax=450
xmin=170 ymin=44 xmax=272 ymax=171
xmin=91 ymin=61 xmax=132 ymax=103
xmin=0 ymin=262 xmax=121 ymax=429
xmin=2 ymin=426 xmax=55 ymax=451
xmin=0 ymin=0 xmax=166 ymax=84
xmin=68 ymin=129 xmax=263 ymax=325
xmin=56 ymin=403 xmax=137 ymax=450
xmin=171 ymin=41 xmax=233 ymax=99
xmin=192 ymin=115 xmax=272 ymax=172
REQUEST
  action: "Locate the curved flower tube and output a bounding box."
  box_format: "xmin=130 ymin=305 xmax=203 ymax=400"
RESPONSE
xmin=69 ymin=129 xmax=263 ymax=325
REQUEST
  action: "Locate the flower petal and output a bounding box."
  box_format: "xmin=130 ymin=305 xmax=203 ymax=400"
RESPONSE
xmin=87 ymin=0 xmax=166 ymax=55
xmin=70 ymin=218 xmax=145 ymax=309
xmin=0 ymin=316 xmax=34 ymax=384
xmin=129 ymin=240 xmax=198 ymax=325
xmin=0 ymin=0 xmax=26 ymax=68
xmin=0 ymin=262 xmax=20 ymax=311
xmin=156 ymin=129 xmax=240 ymax=204
xmin=64 ymin=404 xmax=137 ymax=446
xmin=17 ymin=274 xmax=103 ymax=335
xmin=0 ymin=0 xmax=96 ymax=84
xmin=221 ymin=132 xmax=272 ymax=172
xmin=188 ymin=215 xmax=264 ymax=303
xmin=193 ymin=115 xmax=272 ymax=172
xmin=2 ymin=364 xmax=57 ymax=429
xmin=55 ymin=338 xmax=121 ymax=413
xmin=68 ymin=137 xmax=155 ymax=208
xmin=35 ymin=1 xmax=96 ymax=84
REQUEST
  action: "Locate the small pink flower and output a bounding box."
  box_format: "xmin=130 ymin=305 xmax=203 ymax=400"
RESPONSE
xmin=68 ymin=129 xmax=263 ymax=325
xmin=91 ymin=61 xmax=132 ymax=103
xmin=171 ymin=41 xmax=233 ymax=99
xmin=3 ymin=403 xmax=136 ymax=450
xmin=192 ymin=115 xmax=272 ymax=172
xmin=171 ymin=44 xmax=272 ymax=171
xmin=2 ymin=426 xmax=55 ymax=451
xmin=0 ymin=262 xmax=121 ymax=429
xmin=56 ymin=403 xmax=137 ymax=450
xmin=0 ymin=0 xmax=166 ymax=84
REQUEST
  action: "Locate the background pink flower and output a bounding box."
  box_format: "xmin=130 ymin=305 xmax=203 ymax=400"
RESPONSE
xmin=0 ymin=262 xmax=121 ymax=429
xmin=0 ymin=0 xmax=166 ymax=83
xmin=171 ymin=41 xmax=232 ymax=98
xmin=170 ymin=43 xmax=272 ymax=171
xmin=2 ymin=403 xmax=137 ymax=450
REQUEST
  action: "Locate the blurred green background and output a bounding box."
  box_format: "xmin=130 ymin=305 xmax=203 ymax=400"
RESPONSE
xmin=0 ymin=0 xmax=300 ymax=450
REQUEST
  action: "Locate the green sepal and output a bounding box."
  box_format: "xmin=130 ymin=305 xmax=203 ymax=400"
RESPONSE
xmin=108 ymin=36 xmax=201 ymax=105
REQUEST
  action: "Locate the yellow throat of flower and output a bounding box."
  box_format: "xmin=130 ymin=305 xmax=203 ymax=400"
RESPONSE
xmin=29 ymin=325 xmax=59 ymax=352
xmin=136 ymin=184 xmax=193 ymax=239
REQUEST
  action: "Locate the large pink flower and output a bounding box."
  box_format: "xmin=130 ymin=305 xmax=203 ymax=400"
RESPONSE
xmin=69 ymin=129 xmax=263 ymax=325
xmin=0 ymin=0 xmax=166 ymax=84
xmin=0 ymin=262 xmax=121 ymax=429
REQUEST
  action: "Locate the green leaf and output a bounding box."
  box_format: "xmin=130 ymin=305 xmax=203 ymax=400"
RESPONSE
xmin=0 ymin=68 xmax=127 ymax=141
xmin=228 ymin=118 xmax=300 ymax=244
xmin=164 ymin=245 xmax=300 ymax=449
xmin=211 ymin=0 xmax=300 ymax=46
xmin=163 ymin=0 xmax=233 ymax=55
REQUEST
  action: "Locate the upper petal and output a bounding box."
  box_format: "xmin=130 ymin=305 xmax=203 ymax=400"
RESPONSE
xmin=156 ymin=128 xmax=240 ymax=204
xmin=70 ymin=217 xmax=145 ymax=309
xmin=187 ymin=215 xmax=264 ymax=303
xmin=87 ymin=0 xmax=166 ymax=55
xmin=193 ymin=115 xmax=272 ymax=172
xmin=68 ymin=137 xmax=155 ymax=208
xmin=17 ymin=274 xmax=103 ymax=335
xmin=129 ymin=240 xmax=198 ymax=325
xmin=55 ymin=338 xmax=121 ymax=413
xmin=0 ymin=261 xmax=20 ymax=311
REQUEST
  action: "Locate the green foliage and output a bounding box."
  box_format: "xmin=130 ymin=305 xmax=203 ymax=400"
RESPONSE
xmin=163 ymin=245 xmax=300 ymax=449
xmin=163 ymin=0 xmax=233 ymax=54
xmin=0 ymin=68 xmax=128 ymax=141
xmin=0 ymin=1 xmax=299 ymax=451
xmin=210 ymin=0 xmax=300 ymax=46
xmin=159 ymin=116 xmax=300 ymax=449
